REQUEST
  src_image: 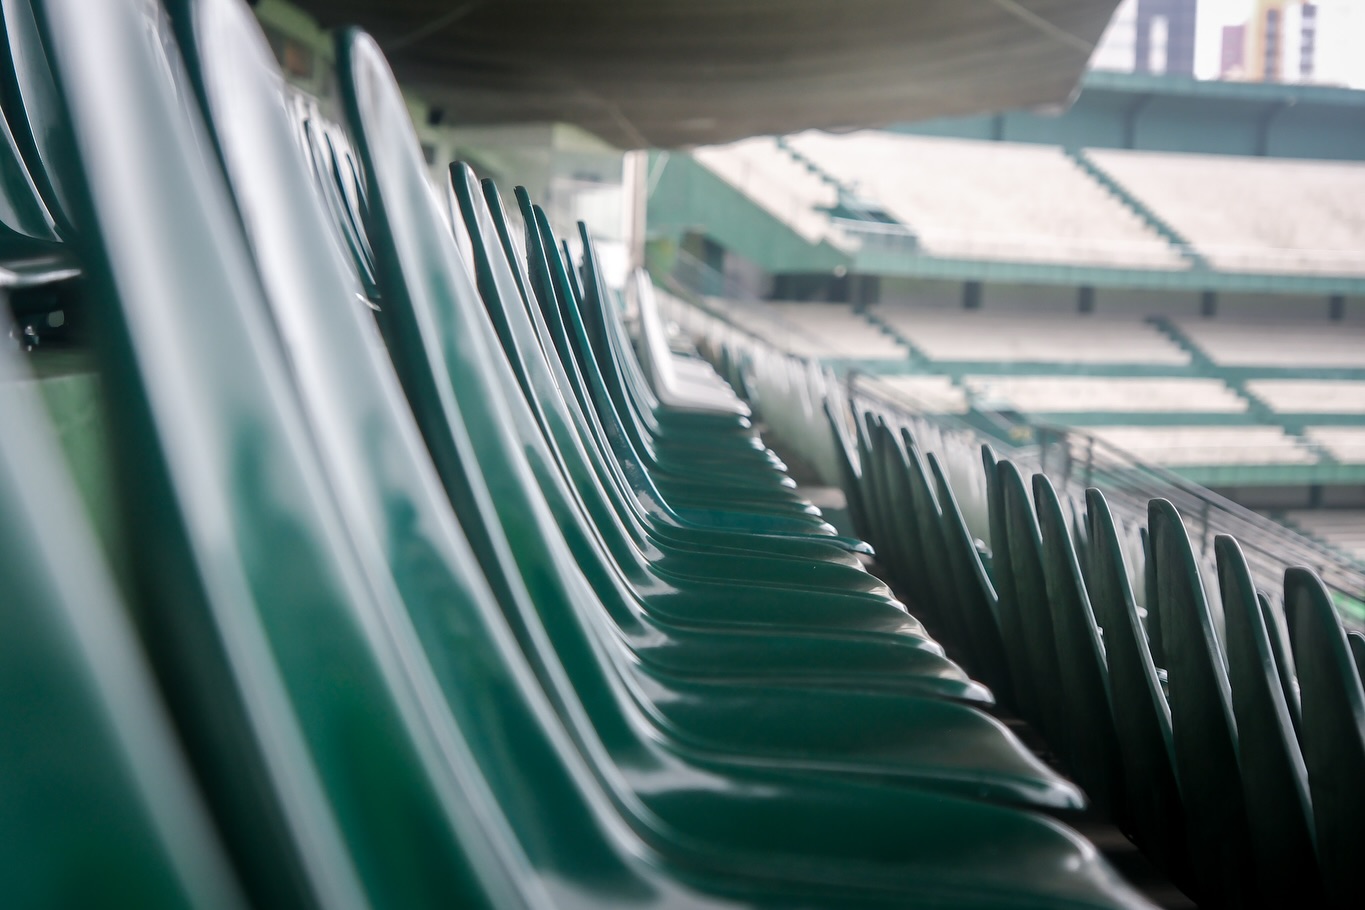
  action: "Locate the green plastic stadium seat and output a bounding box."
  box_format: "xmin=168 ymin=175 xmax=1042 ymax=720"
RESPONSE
xmin=1349 ymin=630 xmax=1365 ymax=683
xmin=982 ymin=445 xmax=1044 ymax=729
xmin=927 ymin=452 xmax=1015 ymax=709
xmin=1033 ymin=474 xmax=1125 ymax=822
xmin=0 ymin=0 xmax=77 ymax=236
xmin=0 ymin=350 xmax=247 ymax=910
xmin=1084 ymin=490 xmax=1192 ymax=891
xmin=1215 ymin=536 xmax=1321 ymax=906
xmin=31 ymin=0 xmax=545 ymax=904
xmin=1258 ymin=589 xmax=1302 ymax=738
xmin=0 ymin=102 xmax=58 ymax=248
xmin=1149 ymin=500 xmax=1256 ymax=908
xmin=996 ymin=459 xmax=1070 ymax=759
xmin=1285 ymin=568 xmax=1365 ymax=910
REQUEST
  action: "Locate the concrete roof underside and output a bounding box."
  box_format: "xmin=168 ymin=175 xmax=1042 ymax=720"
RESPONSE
xmin=296 ymin=0 xmax=1120 ymax=148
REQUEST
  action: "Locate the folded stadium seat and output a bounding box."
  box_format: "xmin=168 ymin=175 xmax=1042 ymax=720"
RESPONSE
xmin=1349 ymin=630 xmax=1365 ymax=683
xmin=981 ymin=446 xmax=1045 ymax=729
xmin=1148 ymin=502 xmax=1258 ymax=908
xmin=992 ymin=460 xmax=1072 ymax=756
xmin=631 ymin=271 xmax=750 ymax=418
xmin=902 ymin=435 xmax=984 ymax=670
xmin=1032 ymin=476 xmax=1126 ymax=824
xmin=1285 ymin=569 xmax=1365 ymax=910
xmin=1084 ymin=492 xmax=1192 ymax=891
xmin=925 ymin=452 xmax=1015 ymax=708
xmin=0 ymin=100 xmax=59 ymax=249
xmin=0 ymin=354 xmax=247 ymax=910
xmin=1214 ymin=537 xmax=1322 ymax=907
xmin=1256 ymin=589 xmax=1302 ymax=738
xmin=0 ymin=0 xmax=79 ymax=238
xmin=164 ymin=4 xmax=1156 ymax=905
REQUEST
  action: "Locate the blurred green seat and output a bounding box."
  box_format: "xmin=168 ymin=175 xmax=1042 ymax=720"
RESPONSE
xmin=994 ymin=459 xmax=1070 ymax=758
xmin=1286 ymin=568 xmax=1365 ymax=910
xmin=1033 ymin=474 xmax=1125 ymax=822
xmin=1084 ymin=490 xmax=1192 ymax=891
xmin=1149 ymin=500 xmax=1256 ymax=908
xmin=927 ymin=451 xmax=1015 ymax=708
xmin=1215 ymin=535 xmax=1321 ymax=906
xmin=0 ymin=349 xmax=246 ymax=910
xmin=27 ymin=0 xmax=549 ymax=904
xmin=982 ymin=445 xmax=1043 ymax=728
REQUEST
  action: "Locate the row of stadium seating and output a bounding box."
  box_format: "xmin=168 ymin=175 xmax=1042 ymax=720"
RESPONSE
xmin=832 ymin=406 xmax=1365 ymax=910
xmin=695 ymin=133 xmax=1365 ymax=276
xmin=0 ymin=1 xmax=1177 ymax=907
xmin=672 ymin=283 xmax=1365 ymax=910
xmin=684 ymin=297 xmax=1365 ymax=471
xmin=717 ymin=300 xmax=1365 ymax=372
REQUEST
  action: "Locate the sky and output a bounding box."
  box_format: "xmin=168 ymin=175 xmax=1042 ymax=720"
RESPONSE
xmin=1190 ymin=0 xmax=1365 ymax=84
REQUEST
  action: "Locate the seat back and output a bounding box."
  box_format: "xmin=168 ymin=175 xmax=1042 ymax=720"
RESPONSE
xmin=1285 ymin=567 xmax=1365 ymax=910
xmin=1215 ymin=535 xmax=1319 ymax=905
xmin=1033 ymin=474 xmax=1123 ymax=820
xmin=1149 ymin=499 xmax=1254 ymax=908
xmin=31 ymin=0 xmax=533 ymax=904
xmin=0 ymin=348 xmax=246 ymax=910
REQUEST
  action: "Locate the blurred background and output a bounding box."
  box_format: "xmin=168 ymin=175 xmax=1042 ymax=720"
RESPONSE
xmin=36 ymin=0 xmax=1365 ymax=601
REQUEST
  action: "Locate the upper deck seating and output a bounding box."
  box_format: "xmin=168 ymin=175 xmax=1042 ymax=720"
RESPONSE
xmin=871 ymin=375 xmax=969 ymax=414
xmin=873 ymin=307 xmax=1191 ymax=365
xmin=963 ymin=376 xmax=1246 ymax=414
xmin=786 ymin=131 xmax=1184 ymax=269
xmin=1304 ymin=428 xmax=1365 ymax=464
xmin=767 ymin=303 xmax=907 ymax=359
xmin=693 ymin=137 xmax=851 ymax=248
xmin=1245 ymin=380 xmax=1365 ymax=414
xmin=1088 ymin=150 xmax=1365 ymax=276
xmin=1171 ymin=317 xmax=1365 ymax=368
xmin=1085 ymin=426 xmax=1317 ymax=466
xmin=704 ymin=296 xmax=831 ymax=357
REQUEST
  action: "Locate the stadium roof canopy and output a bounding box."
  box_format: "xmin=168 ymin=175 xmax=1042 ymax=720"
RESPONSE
xmin=293 ymin=0 xmax=1120 ymax=148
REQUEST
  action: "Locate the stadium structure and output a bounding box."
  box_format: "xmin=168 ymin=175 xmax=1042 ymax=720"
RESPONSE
xmin=3 ymin=1 xmax=1364 ymax=910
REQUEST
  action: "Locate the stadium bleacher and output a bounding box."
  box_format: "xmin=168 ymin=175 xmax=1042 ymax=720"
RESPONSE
xmin=1285 ymin=510 xmax=1365 ymax=563
xmin=1171 ymin=315 xmax=1365 ymax=368
xmin=1087 ymin=149 xmax=1365 ymax=276
xmin=1083 ymin=426 xmax=1318 ymax=466
xmin=1245 ymin=379 xmax=1365 ymax=414
xmin=870 ymin=374 xmax=969 ymax=414
xmin=693 ymin=137 xmax=851 ymax=249
xmin=961 ymin=376 xmax=1248 ymax=415
xmin=873 ymin=306 xmax=1191 ymax=364
xmin=783 ymin=131 xmax=1187 ymax=269
xmin=765 ymin=302 xmax=907 ymax=359
xmin=1304 ymin=427 xmax=1365 ymax=463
